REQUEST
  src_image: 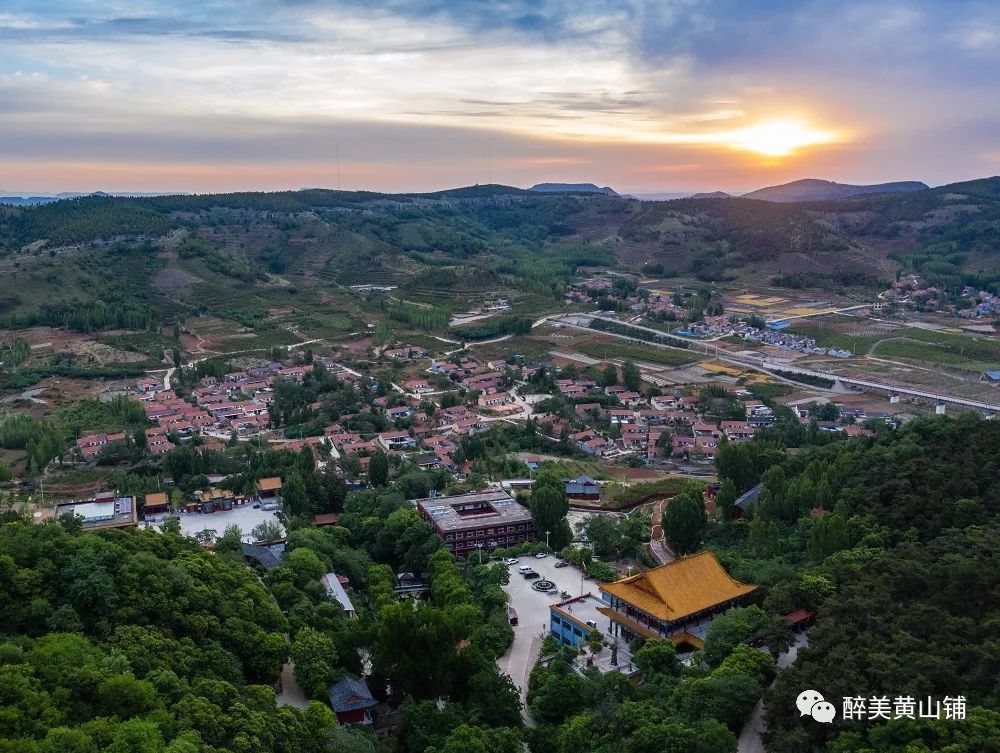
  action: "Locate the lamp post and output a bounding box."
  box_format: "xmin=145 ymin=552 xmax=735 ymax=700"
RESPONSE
xmin=475 ymin=542 xmax=484 ymax=565
xmin=545 ymin=530 xmax=551 ymax=551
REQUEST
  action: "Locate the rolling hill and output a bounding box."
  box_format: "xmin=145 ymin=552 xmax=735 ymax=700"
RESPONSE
xmin=0 ymin=178 xmax=996 ymax=338
xmin=742 ymin=177 xmax=929 ymax=202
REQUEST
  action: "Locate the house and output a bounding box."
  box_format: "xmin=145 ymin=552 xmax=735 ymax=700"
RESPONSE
xmin=194 ymin=488 xmax=235 ymax=513
xmin=55 ymin=493 xmax=138 ymax=531
xmin=320 ymin=573 xmax=357 ymax=618
xmin=327 ymin=676 xmax=377 ymax=726
xmin=378 ymin=431 xmax=416 ymax=451
xmin=76 ymin=432 xmax=127 ymax=460
xmin=608 ymin=408 xmax=635 ymax=424
xmin=241 ymin=542 xmax=285 ymax=570
xmin=385 ymin=405 xmax=413 ymax=420
xmin=478 ymin=391 xmax=512 ymax=408
xmin=564 ymin=475 xmax=600 ymax=501
xmin=581 ymin=437 xmax=613 ymax=456
xmin=731 ymin=482 xmax=763 ymax=519
xmin=597 ymin=551 xmax=757 ymax=651
xmin=258 ymin=477 xmax=283 ymax=499
xmin=143 ymin=492 xmax=171 ymax=516
xmin=405 ymin=379 xmax=433 ymax=394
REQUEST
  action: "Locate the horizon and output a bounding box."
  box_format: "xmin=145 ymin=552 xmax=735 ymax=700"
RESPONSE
xmin=0 ymin=175 xmax=969 ymax=200
xmin=1 ymin=1 xmax=997 ymax=194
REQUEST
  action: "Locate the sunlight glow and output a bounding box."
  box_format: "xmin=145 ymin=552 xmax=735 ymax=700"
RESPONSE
xmin=724 ymin=119 xmax=837 ymax=157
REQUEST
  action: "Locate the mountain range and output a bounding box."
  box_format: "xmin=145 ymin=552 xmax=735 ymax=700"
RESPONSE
xmin=741 ymin=178 xmax=929 ymax=202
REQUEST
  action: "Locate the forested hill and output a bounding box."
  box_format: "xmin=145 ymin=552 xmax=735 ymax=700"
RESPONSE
xmin=0 ymin=177 xmax=997 ymax=329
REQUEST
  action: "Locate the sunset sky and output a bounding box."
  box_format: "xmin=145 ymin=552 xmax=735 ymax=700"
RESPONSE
xmin=1 ymin=0 xmax=998 ymax=195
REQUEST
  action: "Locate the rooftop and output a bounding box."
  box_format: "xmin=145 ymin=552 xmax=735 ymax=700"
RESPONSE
xmin=55 ymin=496 xmax=138 ymax=530
xmin=599 ymin=551 xmax=756 ymax=623
xmin=328 ymin=676 xmax=376 ymax=713
xmin=414 ymin=490 xmax=532 ymax=532
xmin=321 ymin=572 xmax=356 ymax=614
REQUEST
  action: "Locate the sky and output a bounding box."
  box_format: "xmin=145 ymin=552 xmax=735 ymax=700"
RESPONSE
xmin=1 ymin=0 xmax=998 ymax=195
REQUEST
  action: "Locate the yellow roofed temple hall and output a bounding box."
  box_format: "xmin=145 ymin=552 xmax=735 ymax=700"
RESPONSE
xmin=596 ymin=551 xmax=757 ymax=651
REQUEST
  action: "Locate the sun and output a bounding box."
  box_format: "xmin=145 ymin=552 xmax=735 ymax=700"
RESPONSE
xmin=725 ymin=119 xmax=836 ymax=157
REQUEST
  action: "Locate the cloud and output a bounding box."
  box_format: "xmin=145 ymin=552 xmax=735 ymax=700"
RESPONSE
xmin=0 ymin=0 xmax=996 ymax=193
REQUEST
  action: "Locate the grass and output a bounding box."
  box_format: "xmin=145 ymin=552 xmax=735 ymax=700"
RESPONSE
xmin=790 ymin=322 xmax=1000 ymax=368
xmin=575 ymin=338 xmax=699 ymax=367
xmin=98 ymin=332 xmax=179 ymax=362
xmin=786 ymin=323 xmax=879 ymax=353
xmin=604 ymin=478 xmax=704 ymax=509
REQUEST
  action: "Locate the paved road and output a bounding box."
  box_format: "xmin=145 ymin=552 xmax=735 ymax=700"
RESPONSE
xmin=276 ymin=661 xmax=309 ymax=709
xmin=498 ymin=554 xmax=592 ymax=720
xmin=737 ymin=633 xmax=809 ymax=753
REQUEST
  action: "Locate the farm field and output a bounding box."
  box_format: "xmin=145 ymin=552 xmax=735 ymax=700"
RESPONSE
xmin=572 ymin=335 xmax=700 ymax=367
xmin=790 ymin=319 xmax=1000 ymax=370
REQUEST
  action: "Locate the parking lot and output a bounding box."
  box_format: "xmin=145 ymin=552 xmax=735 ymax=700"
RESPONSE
xmin=497 ymin=553 xmax=596 ymax=703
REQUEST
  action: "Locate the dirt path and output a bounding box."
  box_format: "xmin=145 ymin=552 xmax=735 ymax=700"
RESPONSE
xmin=647 ymin=497 xmax=675 ymax=565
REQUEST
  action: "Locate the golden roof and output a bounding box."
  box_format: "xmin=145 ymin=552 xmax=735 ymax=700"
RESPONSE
xmin=599 ymin=551 xmax=756 ymax=622
xmin=145 ymin=492 xmax=168 ymax=506
xmin=259 ymin=477 xmax=282 ymax=491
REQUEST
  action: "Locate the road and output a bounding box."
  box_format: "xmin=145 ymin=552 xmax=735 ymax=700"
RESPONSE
xmin=498 ymin=554 xmax=591 ymax=720
xmin=647 ymin=497 xmax=675 ymax=565
xmin=555 ymin=315 xmax=1000 ymax=413
xmin=737 ymin=632 xmax=809 ymax=753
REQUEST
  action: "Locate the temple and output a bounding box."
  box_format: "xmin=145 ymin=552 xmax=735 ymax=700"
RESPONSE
xmin=597 ymin=551 xmax=757 ymax=651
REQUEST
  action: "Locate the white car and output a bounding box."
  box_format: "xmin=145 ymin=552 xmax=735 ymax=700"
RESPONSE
xmin=518 ymin=565 xmax=534 ymax=574
xmin=534 ymin=552 xmax=548 ymax=559
xmin=503 ymin=558 xmax=518 ymax=566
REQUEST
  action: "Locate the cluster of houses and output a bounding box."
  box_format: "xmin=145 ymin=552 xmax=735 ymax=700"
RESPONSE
xmin=537 ymin=385 xmax=777 ymax=464
xmin=956 ymin=288 xmax=1000 ymax=319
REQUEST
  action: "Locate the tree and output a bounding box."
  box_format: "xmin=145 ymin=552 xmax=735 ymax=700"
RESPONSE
xmin=193 ymin=529 xmax=217 ymax=545
xmin=715 ymin=478 xmax=737 ymax=519
xmin=633 ymin=639 xmax=678 ymax=677
xmin=369 ymin=450 xmax=389 ymax=487
xmin=530 ymin=475 xmax=572 ymax=550
xmin=621 ymin=360 xmax=641 ymax=392
xmin=600 ymin=363 xmax=618 ymax=388
xmin=702 ymin=606 xmax=771 ymax=667
xmin=588 ymin=628 xmax=603 ymax=654
xmin=807 ymin=512 xmax=849 ymax=562
xmin=281 ymin=469 xmax=309 ymax=518
xmin=251 ymin=520 xmax=284 ymax=542
xmin=291 ymin=627 xmax=337 ymax=699
xmin=214 ymin=524 xmax=244 ymax=559
xmin=662 ymin=489 xmax=706 ymax=555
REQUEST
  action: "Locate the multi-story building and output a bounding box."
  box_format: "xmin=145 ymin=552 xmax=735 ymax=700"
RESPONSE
xmin=594 ymin=551 xmax=757 ymax=651
xmin=415 ymin=490 xmax=534 ymax=556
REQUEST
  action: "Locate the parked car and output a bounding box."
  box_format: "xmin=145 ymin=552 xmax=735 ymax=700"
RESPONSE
xmin=534 ymin=552 xmax=548 ymax=559
xmin=522 ymin=570 xmax=540 ymax=580
xmin=518 ymin=565 xmax=534 ymax=574
xmin=560 ymin=590 xmax=571 ymax=599
xmin=554 ymin=560 xmax=569 ymax=568
xmin=507 ymin=606 xmax=518 ymax=626
xmin=503 ymin=558 xmax=519 ymax=566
